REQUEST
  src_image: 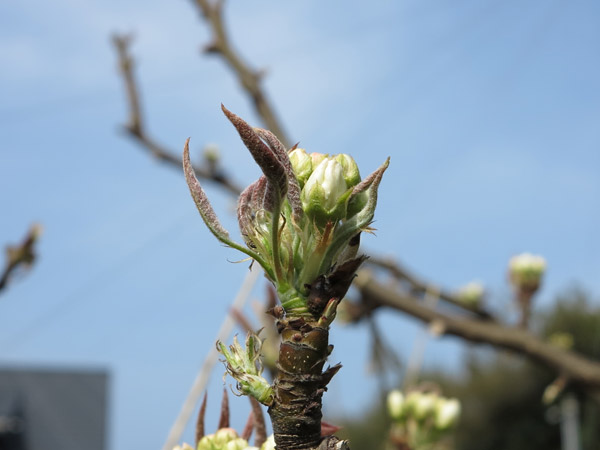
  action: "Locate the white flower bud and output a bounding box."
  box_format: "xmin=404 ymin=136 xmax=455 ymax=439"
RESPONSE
xmin=434 ymin=397 xmax=460 ymax=430
xmin=302 ymin=157 xmax=350 ymax=226
xmin=412 ymin=392 xmax=438 ymax=421
xmin=509 ymin=253 xmax=546 ymax=289
xmin=457 ymin=281 xmax=485 ymax=306
xmin=387 ymin=390 xmax=405 ymax=421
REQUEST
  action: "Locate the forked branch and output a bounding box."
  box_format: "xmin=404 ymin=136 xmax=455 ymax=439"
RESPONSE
xmin=112 ymin=34 xmax=243 ymax=196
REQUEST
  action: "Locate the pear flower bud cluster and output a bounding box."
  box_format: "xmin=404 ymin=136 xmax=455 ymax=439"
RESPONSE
xmin=456 ymin=281 xmax=485 ymax=307
xmin=508 ymin=252 xmax=546 ymax=291
xmin=387 ymin=389 xmax=460 ymax=449
xmin=184 ymin=107 xmax=389 ymax=410
xmin=184 ymin=106 xmax=389 ymax=318
xmin=174 ymin=430 xmax=276 ymax=450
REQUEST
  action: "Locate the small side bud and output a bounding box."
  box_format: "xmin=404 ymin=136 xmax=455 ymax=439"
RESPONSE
xmin=203 ymin=143 xmax=220 ymax=164
xmin=456 ymin=281 xmax=485 ymax=307
xmin=217 ymin=334 xmax=274 ymax=406
xmin=509 ymin=252 xmax=546 ymax=291
xmin=289 ymin=148 xmax=313 ymax=187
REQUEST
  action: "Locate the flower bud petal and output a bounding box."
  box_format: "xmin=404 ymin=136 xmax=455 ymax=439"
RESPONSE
xmin=310 ymin=152 xmax=328 ymax=168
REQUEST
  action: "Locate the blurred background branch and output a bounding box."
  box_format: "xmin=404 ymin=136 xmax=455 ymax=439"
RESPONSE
xmin=112 ymin=34 xmax=243 ymax=196
xmin=191 ymin=0 xmax=290 ymax=147
xmin=0 ymin=224 xmax=43 ymax=294
xmin=349 ymin=271 xmax=600 ymax=391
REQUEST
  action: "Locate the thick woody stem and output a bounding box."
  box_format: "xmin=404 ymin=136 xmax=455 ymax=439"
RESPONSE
xmin=267 ymin=259 xmax=363 ymax=450
xmin=269 ymin=321 xmax=339 ymax=450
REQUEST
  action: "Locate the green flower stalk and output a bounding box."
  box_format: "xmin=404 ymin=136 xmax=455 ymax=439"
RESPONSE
xmin=184 ymin=106 xmax=388 ymax=450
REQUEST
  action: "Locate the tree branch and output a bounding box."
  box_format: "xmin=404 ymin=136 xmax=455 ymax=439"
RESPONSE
xmin=0 ymin=224 xmax=43 ymax=294
xmin=367 ymin=256 xmax=495 ymax=320
xmin=351 ymin=271 xmax=600 ymax=389
xmin=191 ymin=0 xmax=291 ymax=147
xmin=112 ymin=34 xmax=243 ymax=196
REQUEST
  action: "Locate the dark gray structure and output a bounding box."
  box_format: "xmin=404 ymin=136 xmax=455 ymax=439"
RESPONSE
xmin=0 ymin=368 xmax=108 ymax=450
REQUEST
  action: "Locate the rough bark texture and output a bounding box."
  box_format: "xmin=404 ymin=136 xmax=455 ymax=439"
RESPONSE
xmin=268 ymin=258 xmax=363 ymax=450
xmin=269 ymin=321 xmax=339 ymax=449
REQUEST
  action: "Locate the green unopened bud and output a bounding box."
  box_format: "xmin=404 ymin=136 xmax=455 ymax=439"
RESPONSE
xmin=456 ymin=281 xmax=484 ymax=307
xmin=509 ymin=253 xmax=546 ymax=290
xmin=289 ymin=148 xmax=312 ymax=187
xmin=302 ymin=157 xmax=351 ymax=226
xmin=260 ymin=435 xmax=276 ymax=450
xmin=203 ymin=143 xmax=220 ymax=163
xmin=434 ymin=398 xmax=460 ymax=430
xmin=387 ymin=390 xmax=405 ymax=421
xmin=335 ymin=154 xmax=361 ymax=187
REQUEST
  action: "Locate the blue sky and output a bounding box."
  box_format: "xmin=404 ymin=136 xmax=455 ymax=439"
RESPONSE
xmin=1 ymin=1 xmax=599 ymax=449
